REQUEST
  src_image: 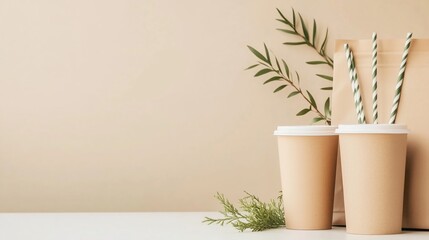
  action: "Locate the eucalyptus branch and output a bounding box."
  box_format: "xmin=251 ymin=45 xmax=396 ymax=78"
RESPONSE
xmin=267 ymin=60 xmax=331 ymax=124
xmin=246 ymin=44 xmax=331 ymax=125
xmin=203 ymin=192 xmax=285 ymax=232
xmin=276 ymin=8 xmax=333 ymax=69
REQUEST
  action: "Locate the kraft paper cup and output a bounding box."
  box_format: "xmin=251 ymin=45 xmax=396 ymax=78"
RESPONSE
xmin=274 ymin=125 xmax=338 ymax=230
xmin=336 ymin=124 xmax=409 ymax=235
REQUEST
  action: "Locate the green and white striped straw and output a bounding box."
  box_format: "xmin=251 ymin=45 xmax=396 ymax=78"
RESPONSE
xmin=389 ymin=32 xmax=413 ymax=124
xmin=371 ymin=33 xmax=378 ymax=124
xmin=344 ymin=44 xmax=366 ymax=124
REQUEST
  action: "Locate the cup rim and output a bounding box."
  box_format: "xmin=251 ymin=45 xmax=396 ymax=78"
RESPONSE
xmin=274 ymin=125 xmax=338 ymax=136
xmin=335 ymin=124 xmax=409 ymax=134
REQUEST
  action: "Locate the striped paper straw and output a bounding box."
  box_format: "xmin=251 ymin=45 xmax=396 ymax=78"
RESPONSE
xmin=371 ymin=33 xmax=378 ymax=124
xmin=344 ymin=44 xmax=366 ymax=124
xmin=389 ymin=32 xmax=413 ymax=124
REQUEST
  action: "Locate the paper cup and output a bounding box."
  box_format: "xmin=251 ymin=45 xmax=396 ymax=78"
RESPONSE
xmin=336 ymin=124 xmax=409 ymax=235
xmin=274 ymin=125 xmax=338 ymax=230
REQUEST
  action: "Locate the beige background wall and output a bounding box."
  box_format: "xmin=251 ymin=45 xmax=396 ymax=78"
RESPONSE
xmin=0 ymin=0 xmax=428 ymax=211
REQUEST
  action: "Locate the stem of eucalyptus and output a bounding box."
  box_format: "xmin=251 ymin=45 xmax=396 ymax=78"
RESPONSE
xmin=266 ymin=63 xmax=331 ymax=125
xmin=247 ymin=44 xmax=331 ymax=125
xmin=281 ymin=75 xmax=331 ymax=125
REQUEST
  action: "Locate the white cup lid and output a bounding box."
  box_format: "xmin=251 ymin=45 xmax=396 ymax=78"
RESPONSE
xmin=335 ymin=124 xmax=409 ymax=134
xmin=274 ymin=125 xmax=338 ymax=136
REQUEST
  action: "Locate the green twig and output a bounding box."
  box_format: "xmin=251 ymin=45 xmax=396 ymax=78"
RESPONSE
xmin=276 ymin=8 xmax=333 ymax=68
xmin=247 ymin=44 xmax=331 ymax=125
xmin=246 ymin=7 xmax=333 ymax=125
xmin=203 ymin=192 xmax=285 ymax=232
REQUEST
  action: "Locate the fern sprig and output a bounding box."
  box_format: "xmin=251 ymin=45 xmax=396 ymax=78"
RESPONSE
xmin=203 ymin=192 xmax=285 ymax=232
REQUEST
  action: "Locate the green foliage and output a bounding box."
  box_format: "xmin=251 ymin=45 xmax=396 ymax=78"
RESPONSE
xmin=247 ymin=8 xmax=333 ymax=125
xmin=246 ymin=43 xmax=331 ymax=124
xmin=276 ymin=8 xmax=333 ymax=68
xmin=203 ymin=192 xmax=285 ymax=232
xmin=205 ymin=7 xmax=335 ymax=233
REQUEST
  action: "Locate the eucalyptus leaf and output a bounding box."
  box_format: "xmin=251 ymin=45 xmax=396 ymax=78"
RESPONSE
xmin=298 ymin=13 xmax=309 ymax=41
xmin=257 ymin=61 xmax=270 ymax=67
xmin=324 ymin=98 xmax=330 ymax=117
xmin=321 ymin=87 xmax=333 ymax=90
xmin=306 ymin=61 xmax=328 ymax=65
xmin=316 ymin=74 xmax=333 ymax=81
xmin=263 ymin=76 xmax=283 ymax=85
xmin=254 ymin=68 xmax=272 ymax=77
xmin=282 ymin=59 xmax=290 ymax=77
xmin=264 ymin=44 xmax=271 ymax=65
xmin=275 ymin=57 xmax=282 ymax=74
xmin=273 ymin=85 xmax=287 ymax=93
xmin=245 ymin=64 xmax=259 ymax=70
xmin=312 ymin=19 xmax=317 ymax=45
xmin=296 ymin=108 xmax=311 ymax=116
xmin=312 ymin=117 xmax=324 ymax=123
xmin=283 ymin=42 xmax=307 ymax=46
xmin=277 ymin=29 xmax=298 ymax=35
xmin=276 ymin=19 xmax=289 ymax=25
xmin=320 ymin=29 xmax=329 ymax=53
xmin=276 ymin=8 xmax=292 ymax=26
xmin=292 ymin=8 xmax=296 ymax=27
xmin=295 ymin=71 xmax=300 ymax=84
xmin=306 ymin=90 xmax=317 ymax=108
xmin=247 ymin=45 xmax=267 ymax=63
xmin=287 ymin=91 xmax=300 ymax=98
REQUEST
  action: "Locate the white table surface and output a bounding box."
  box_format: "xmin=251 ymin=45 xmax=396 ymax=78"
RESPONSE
xmin=0 ymin=212 xmax=428 ymax=240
